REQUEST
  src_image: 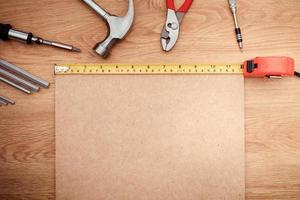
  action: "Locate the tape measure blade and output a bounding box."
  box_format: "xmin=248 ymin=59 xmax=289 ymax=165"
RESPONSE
xmin=54 ymin=64 xmax=243 ymax=75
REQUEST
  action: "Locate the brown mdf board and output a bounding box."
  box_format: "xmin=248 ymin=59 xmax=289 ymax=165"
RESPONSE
xmin=55 ymin=75 xmax=245 ymax=200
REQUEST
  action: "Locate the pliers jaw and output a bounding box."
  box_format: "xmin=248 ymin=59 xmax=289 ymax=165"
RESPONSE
xmin=161 ymin=9 xmax=180 ymax=52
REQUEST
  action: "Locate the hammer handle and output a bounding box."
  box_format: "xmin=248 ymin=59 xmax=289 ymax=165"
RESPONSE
xmin=82 ymin=0 xmax=109 ymax=19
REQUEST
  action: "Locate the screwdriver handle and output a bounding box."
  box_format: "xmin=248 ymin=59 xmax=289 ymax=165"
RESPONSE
xmin=0 ymin=23 xmax=12 ymax=40
xmin=0 ymin=23 xmax=33 ymax=43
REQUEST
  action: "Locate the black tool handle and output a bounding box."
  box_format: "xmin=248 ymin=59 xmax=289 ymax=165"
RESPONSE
xmin=235 ymin=28 xmax=243 ymax=43
xmin=0 ymin=23 xmax=12 ymax=40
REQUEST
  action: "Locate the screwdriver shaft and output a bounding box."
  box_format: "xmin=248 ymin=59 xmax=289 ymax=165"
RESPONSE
xmin=31 ymin=36 xmax=81 ymax=52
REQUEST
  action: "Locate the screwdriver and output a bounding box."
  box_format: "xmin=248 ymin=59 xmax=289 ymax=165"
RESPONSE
xmin=0 ymin=23 xmax=81 ymax=52
xmin=228 ymin=0 xmax=243 ymax=51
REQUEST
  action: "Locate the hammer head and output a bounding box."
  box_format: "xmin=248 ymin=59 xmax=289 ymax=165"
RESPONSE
xmin=94 ymin=0 xmax=134 ymax=58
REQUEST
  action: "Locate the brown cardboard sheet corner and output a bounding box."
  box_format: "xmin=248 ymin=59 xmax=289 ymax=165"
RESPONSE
xmin=55 ymin=75 xmax=245 ymax=200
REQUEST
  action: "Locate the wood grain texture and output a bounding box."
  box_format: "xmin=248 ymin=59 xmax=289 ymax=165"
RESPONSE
xmin=0 ymin=0 xmax=299 ymax=199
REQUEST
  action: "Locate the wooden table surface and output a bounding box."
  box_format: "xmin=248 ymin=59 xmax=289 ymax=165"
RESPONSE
xmin=0 ymin=0 xmax=299 ymax=199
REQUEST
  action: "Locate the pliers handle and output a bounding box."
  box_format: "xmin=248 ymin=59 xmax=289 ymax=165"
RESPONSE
xmin=161 ymin=0 xmax=193 ymax=51
xmin=166 ymin=0 xmax=193 ymax=13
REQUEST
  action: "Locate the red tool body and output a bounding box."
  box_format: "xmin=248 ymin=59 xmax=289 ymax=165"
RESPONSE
xmin=243 ymin=56 xmax=295 ymax=78
xmin=161 ymin=0 xmax=193 ymax=51
xmin=166 ymin=0 xmax=193 ymax=12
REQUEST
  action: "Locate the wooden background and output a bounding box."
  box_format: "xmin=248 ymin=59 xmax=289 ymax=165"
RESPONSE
xmin=0 ymin=0 xmax=299 ymax=199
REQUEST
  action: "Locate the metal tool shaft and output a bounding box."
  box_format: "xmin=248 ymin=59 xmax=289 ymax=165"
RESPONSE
xmin=30 ymin=36 xmax=81 ymax=52
xmin=0 ymin=77 xmax=31 ymax=94
xmin=0 ymin=95 xmax=15 ymax=105
xmin=82 ymin=0 xmax=109 ymax=19
xmin=4 ymin=25 xmax=81 ymax=52
xmin=0 ymin=99 xmax=8 ymax=105
xmin=0 ymin=68 xmax=39 ymax=92
xmin=0 ymin=59 xmax=49 ymax=88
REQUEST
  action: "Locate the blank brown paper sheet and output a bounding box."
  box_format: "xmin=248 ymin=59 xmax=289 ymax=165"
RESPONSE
xmin=55 ymin=75 xmax=245 ymax=200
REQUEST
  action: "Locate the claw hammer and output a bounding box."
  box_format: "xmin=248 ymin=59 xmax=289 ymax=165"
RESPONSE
xmin=82 ymin=0 xmax=135 ymax=58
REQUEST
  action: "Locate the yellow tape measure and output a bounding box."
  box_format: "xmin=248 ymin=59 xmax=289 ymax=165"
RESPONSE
xmin=54 ymin=64 xmax=243 ymax=75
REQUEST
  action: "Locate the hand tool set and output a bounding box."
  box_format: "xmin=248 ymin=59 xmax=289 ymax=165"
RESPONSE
xmin=1 ymin=0 xmax=299 ymax=108
xmin=0 ymin=59 xmax=49 ymax=105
